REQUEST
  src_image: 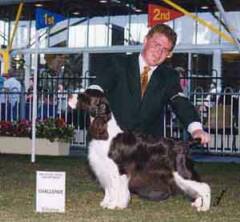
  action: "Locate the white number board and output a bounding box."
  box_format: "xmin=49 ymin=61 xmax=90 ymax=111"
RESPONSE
xmin=36 ymin=171 xmax=66 ymax=213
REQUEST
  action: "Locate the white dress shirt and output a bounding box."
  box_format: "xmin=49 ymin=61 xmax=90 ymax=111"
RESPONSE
xmin=3 ymin=77 xmax=21 ymax=106
xmin=139 ymin=54 xmax=157 ymax=81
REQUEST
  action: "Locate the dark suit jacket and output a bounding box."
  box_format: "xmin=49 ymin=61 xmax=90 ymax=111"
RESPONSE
xmin=93 ymin=54 xmax=200 ymax=137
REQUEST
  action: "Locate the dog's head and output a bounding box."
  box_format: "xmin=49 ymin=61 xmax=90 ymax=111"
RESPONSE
xmin=69 ymin=88 xmax=111 ymax=140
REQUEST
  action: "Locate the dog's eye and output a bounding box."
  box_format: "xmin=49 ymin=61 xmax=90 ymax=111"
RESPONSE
xmin=89 ymin=107 xmax=98 ymax=117
xmin=98 ymin=104 xmax=106 ymax=113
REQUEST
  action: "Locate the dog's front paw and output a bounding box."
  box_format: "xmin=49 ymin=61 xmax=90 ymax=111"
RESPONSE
xmin=100 ymin=190 xmax=112 ymax=208
xmin=116 ymin=200 xmax=128 ymax=209
xmin=100 ymin=196 xmax=118 ymax=209
xmin=100 ymin=199 xmax=109 ymax=208
xmin=100 ymin=197 xmax=128 ymax=210
xmin=192 ymin=183 xmax=211 ymax=212
xmin=116 ymin=190 xmax=130 ymax=209
xmin=116 ymin=202 xmax=128 ymax=209
xmin=100 ymin=200 xmax=119 ymax=210
xmin=115 ymin=175 xmax=130 ymax=209
xmin=191 ymin=197 xmax=203 ymax=210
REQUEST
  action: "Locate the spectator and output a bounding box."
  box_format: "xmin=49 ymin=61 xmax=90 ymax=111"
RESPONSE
xmin=203 ymin=83 xmax=221 ymax=108
xmin=38 ymin=54 xmax=66 ymax=93
xmin=0 ymin=75 xmax=6 ymax=104
xmin=57 ymin=84 xmax=67 ymax=116
xmin=38 ymin=54 xmax=66 ymax=119
xmin=3 ymin=70 xmax=21 ymax=106
xmin=2 ymin=70 xmax=21 ymax=120
xmin=0 ymin=75 xmax=6 ymax=119
xmin=0 ymin=75 xmax=5 ymax=90
xmin=175 ymin=66 xmax=189 ymax=95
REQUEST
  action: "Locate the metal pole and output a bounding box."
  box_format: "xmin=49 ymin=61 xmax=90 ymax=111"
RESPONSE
xmin=31 ymin=30 xmax=39 ymax=163
xmin=213 ymin=0 xmax=240 ymax=52
xmin=9 ymin=1 xmax=24 ymax=50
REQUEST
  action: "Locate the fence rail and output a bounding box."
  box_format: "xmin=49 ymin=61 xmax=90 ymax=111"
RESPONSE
xmin=0 ymin=89 xmax=239 ymax=155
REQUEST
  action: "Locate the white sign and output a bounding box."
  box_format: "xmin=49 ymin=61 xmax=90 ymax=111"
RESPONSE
xmin=36 ymin=171 xmax=66 ymax=213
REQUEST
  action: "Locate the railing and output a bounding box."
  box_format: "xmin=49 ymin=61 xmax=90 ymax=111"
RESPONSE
xmin=0 ymin=90 xmax=88 ymax=153
xmin=0 ymin=88 xmax=239 ymax=155
xmin=191 ymin=88 xmax=240 ymax=154
xmin=163 ymin=88 xmax=240 ymax=154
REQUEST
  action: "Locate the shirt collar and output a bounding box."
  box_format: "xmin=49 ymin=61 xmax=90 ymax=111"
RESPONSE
xmin=139 ymin=53 xmax=158 ymax=73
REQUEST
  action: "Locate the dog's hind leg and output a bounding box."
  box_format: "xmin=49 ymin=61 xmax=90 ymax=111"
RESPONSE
xmin=173 ymin=172 xmax=211 ymax=211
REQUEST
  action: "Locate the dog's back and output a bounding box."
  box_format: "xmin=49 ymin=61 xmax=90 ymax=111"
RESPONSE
xmin=109 ymin=132 xmax=198 ymax=201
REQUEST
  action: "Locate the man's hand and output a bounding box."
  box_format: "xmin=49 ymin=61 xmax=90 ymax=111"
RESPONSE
xmin=191 ymin=129 xmax=210 ymax=145
xmin=68 ymin=94 xmax=78 ymax=109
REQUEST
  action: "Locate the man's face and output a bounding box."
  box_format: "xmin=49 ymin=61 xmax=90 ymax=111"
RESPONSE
xmin=51 ymin=55 xmax=66 ymax=73
xmin=142 ymin=33 xmax=173 ymax=66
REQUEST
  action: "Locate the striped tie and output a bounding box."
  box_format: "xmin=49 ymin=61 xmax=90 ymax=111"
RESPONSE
xmin=140 ymin=66 xmax=150 ymax=97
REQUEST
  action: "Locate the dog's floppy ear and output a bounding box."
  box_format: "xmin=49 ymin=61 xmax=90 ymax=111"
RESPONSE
xmin=77 ymin=92 xmax=91 ymax=110
xmin=97 ymin=98 xmax=111 ymax=120
xmin=68 ymin=92 xmax=89 ymax=110
xmin=89 ymin=117 xmax=109 ymax=140
xmin=68 ymin=89 xmax=86 ymax=109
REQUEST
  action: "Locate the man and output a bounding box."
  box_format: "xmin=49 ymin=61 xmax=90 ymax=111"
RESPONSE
xmin=175 ymin=66 xmax=189 ymax=95
xmin=2 ymin=70 xmax=21 ymax=120
xmin=3 ymin=70 xmax=21 ymax=106
xmin=38 ymin=54 xmax=66 ymax=93
xmin=91 ymin=24 xmax=210 ymax=144
xmin=38 ymin=54 xmax=66 ymax=118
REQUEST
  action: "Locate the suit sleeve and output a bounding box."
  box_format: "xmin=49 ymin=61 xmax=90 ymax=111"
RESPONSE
xmin=166 ymin=71 xmax=201 ymax=129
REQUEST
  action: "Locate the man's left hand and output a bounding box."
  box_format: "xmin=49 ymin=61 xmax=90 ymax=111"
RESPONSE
xmin=192 ymin=129 xmax=210 ymax=145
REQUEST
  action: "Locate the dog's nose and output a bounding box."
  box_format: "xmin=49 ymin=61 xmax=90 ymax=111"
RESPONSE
xmin=89 ymin=107 xmax=99 ymax=117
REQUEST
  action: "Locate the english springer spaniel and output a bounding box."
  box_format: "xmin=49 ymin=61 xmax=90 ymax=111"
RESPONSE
xmin=68 ymin=88 xmax=211 ymax=211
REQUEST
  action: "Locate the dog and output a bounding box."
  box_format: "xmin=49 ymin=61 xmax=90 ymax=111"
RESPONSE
xmin=68 ymin=88 xmax=211 ymax=211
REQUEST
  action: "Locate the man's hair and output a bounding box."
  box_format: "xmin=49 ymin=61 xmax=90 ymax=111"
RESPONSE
xmin=146 ymin=24 xmax=177 ymax=51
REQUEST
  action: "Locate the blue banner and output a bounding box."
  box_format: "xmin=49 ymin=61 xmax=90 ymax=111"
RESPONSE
xmin=35 ymin=8 xmax=66 ymax=30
